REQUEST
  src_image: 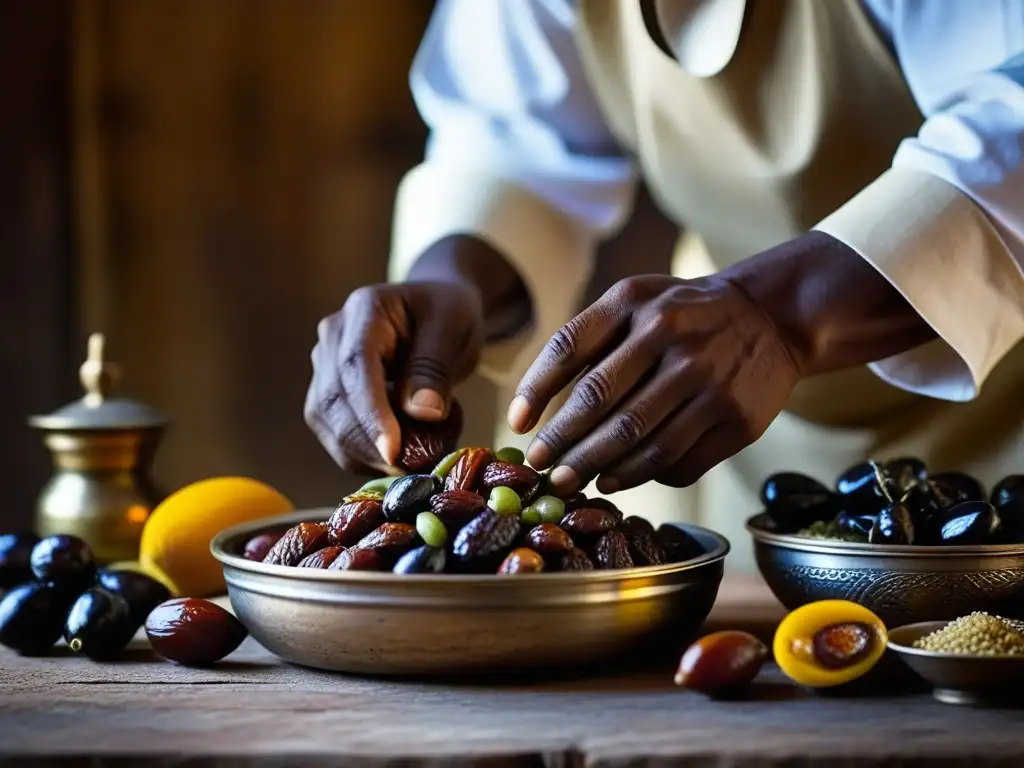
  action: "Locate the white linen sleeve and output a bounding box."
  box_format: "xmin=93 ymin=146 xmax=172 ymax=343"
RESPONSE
xmin=389 ymin=0 xmax=639 ymax=385
xmin=815 ymin=0 xmax=1024 ymax=402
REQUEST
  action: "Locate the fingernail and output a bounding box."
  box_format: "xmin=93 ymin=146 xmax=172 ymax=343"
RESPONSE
xmin=375 ymin=434 xmax=398 ymax=466
xmin=550 ymin=465 xmax=579 ymax=493
xmin=526 ymin=441 xmax=552 ymax=469
xmin=507 ymin=396 xmax=533 ymax=434
xmin=406 ymin=389 xmax=446 ymax=420
xmin=597 ymin=476 xmax=620 ymax=494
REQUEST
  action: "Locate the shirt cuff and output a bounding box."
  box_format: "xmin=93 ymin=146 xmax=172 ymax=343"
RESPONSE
xmin=390 ymin=162 xmax=597 ymax=387
xmin=814 ymin=167 xmax=1024 ymax=402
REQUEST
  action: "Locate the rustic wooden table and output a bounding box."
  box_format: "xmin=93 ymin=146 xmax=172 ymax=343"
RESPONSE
xmin=2 ymin=573 xmax=1023 ymax=767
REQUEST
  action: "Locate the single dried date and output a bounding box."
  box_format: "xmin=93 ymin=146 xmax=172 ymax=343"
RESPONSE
xmin=444 ymin=448 xmax=495 ymax=493
xmin=354 ymin=523 xmax=419 ymax=563
xmin=525 ymin=524 xmax=574 ymax=556
xmin=560 ymin=507 xmax=618 ymax=538
xmin=618 ymin=516 xmax=665 ymax=566
xmin=557 ymin=547 xmax=595 ymax=571
xmin=452 ymin=509 xmax=520 ymax=563
xmin=396 ymin=400 xmax=463 ymax=473
xmin=482 ymin=461 xmax=543 ymax=504
xmin=429 ymin=489 xmax=488 ymax=530
xmin=498 ymin=548 xmax=545 ymax=574
xmin=297 ymin=545 xmax=346 ymax=569
xmin=327 ymin=547 xmax=385 ymax=572
xmin=327 ymin=499 xmax=386 ymax=547
xmin=593 ymin=530 xmax=634 ymax=570
xmin=263 ymin=523 xmax=329 ymax=567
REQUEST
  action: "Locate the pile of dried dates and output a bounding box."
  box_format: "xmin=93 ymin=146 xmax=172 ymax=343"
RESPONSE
xmin=0 ymin=532 xmax=246 ymax=665
xmin=246 ymin=445 xmax=705 ymax=575
xmin=762 ymin=458 xmax=1024 ymax=546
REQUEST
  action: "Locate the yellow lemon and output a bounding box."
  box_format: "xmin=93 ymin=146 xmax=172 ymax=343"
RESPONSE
xmin=139 ymin=477 xmax=293 ymax=597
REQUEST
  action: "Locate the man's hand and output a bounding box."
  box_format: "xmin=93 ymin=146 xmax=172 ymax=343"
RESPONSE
xmin=508 ymin=232 xmax=936 ymax=495
xmin=507 ymin=273 xmax=802 ymax=494
xmin=305 ymin=281 xmax=484 ymax=473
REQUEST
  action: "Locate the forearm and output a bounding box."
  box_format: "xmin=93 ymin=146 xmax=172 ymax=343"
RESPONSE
xmin=723 ymin=231 xmax=938 ymax=377
xmin=405 ymin=234 xmax=533 ymax=343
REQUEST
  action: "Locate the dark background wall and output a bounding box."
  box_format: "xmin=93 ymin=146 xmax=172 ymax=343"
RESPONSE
xmin=0 ymin=0 xmax=675 ymax=531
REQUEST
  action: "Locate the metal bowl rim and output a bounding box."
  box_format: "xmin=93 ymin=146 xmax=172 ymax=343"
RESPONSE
xmin=746 ymin=513 xmax=1024 ymax=557
xmin=212 ymin=509 xmax=730 ymax=585
xmin=888 ymin=621 xmax=1024 ymax=662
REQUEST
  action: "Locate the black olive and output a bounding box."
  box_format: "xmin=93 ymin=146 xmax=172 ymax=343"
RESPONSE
xmin=64 ymin=587 xmax=138 ymax=660
xmin=392 ymin=545 xmax=446 ymax=574
xmin=991 ymin=475 xmax=1024 ymax=541
xmin=0 ymin=532 xmax=40 ymax=589
xmin=835 ymin=461 xmax=892 ymax=515
xmin=97 ymin=569 xmax=172 ymax=625
xmin=29 ymin=535 xmax=96 ymax=597
xmin=868 ymin=502 xmax=915 ymax=545
xmin=930 ymin=471 xmax=985 ymax=504
xmin=930 ymin=500 xmax=1001 ymax=545
xmin=761 ymin=472 xmax=840 ymax=531
xmin=836 ymin=510 xmax=875 ymax=538
xmin=0 ymin=582 xmax=66 ymax=655
xmin=382 ymin=474 xmax=439 ymax=523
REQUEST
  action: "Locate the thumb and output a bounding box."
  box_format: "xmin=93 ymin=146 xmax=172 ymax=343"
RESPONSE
xmin=401 ymin=316 xmax=461 ymax=422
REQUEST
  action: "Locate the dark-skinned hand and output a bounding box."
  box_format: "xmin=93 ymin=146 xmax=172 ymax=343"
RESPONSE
xmin=304 ymin=281 xmax=484 ymax=473
xmin=507 ymin=273 xmax=802 ymax=495
xmin=506 ymin=231 xmax=937 ymax=495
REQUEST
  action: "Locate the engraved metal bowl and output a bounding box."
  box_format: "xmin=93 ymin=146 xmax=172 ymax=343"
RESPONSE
xmin=888 ymin=621 xmax=1024 ymax=707
xmin=747 ymin=513 xmax=1024 ymax=628
xmin=211 ymin=509 xmax=730 ymax=677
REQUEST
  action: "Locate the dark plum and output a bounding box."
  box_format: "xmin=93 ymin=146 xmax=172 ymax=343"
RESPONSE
xmin=835 ymin=461 xmax=891 ymax=516
xmin=0 ymin=533 xmax=39 ymax=589
xmin=29 ymin=535 xmax=96 ymax=597
xmin=991 ymin=475 xmax=1024 ymax=539
xmin=393 ymin=545 xmax=446 ymax=574
xmin=97 ymin=569 xmax=172 ymax=625
xmin=935 ymin=500 xmax=1002 ymax=545
xmin=382 ymin=474 xmax=438 ymax=523
xmin=0 ymin=582 xmax=66 ymax=655
xmin=761 ymin=472 xmax=839 ymax=531
xmin=64 ymin=587 xmax=137 ymax=660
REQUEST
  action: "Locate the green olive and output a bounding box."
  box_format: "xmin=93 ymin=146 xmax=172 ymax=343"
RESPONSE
xmin=488 ymin=486 xmax=522 ymax=517
xmin=520 ymin=505 xmax=543 ymax=526
xmin=359 ymin=476 xmax=400 ymax=495
xmin=494 ymin=446 xmax=525 ymax=465
xmin=533 ymin=496 xmax=566 ymax=525
xmin=415 ymin=511 xmax=449 ymax=549
xmin=432 ymin=449 xmax=467 ymax=481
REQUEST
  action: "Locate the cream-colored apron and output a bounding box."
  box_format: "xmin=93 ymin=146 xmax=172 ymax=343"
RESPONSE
xmin=487 ymin=0 xmax=1024 ymax=573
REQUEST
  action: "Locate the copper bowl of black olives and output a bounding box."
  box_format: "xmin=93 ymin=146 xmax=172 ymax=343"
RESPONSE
xmin=747 ymin=459 xmax=1024 ymax=627
xmin=210 ymin=440 xmax=729 ymax=676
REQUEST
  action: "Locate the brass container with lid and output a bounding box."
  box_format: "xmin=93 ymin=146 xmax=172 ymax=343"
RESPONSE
xmin=29 ymin=333 xmax=169 ymax=564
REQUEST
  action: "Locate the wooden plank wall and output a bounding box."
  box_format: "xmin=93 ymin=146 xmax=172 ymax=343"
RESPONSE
xmin=0 ymin=0 xmax=77 ymax=532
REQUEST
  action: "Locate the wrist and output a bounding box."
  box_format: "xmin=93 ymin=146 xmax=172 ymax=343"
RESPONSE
xmin=721 ymin=232 xmax=936 ymax=376
xmin=406 ymin=234 xmax=533 ymax=342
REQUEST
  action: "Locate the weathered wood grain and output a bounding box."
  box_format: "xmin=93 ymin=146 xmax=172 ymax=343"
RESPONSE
xmin=1 ymin=576 xmax=1022 ymax=767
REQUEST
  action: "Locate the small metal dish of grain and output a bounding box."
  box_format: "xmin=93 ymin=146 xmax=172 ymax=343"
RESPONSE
xmin=747 ymin=513 xmax=1024 ymax=627
xmin=212 ymin=509 xmax=730 ymax=676
xmin=888 ymin=620 xmax=1024 ymax=707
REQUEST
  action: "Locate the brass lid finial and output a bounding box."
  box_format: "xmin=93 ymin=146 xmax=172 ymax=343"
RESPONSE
xmin=79 ymin=332 xmax=121 ymax=406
